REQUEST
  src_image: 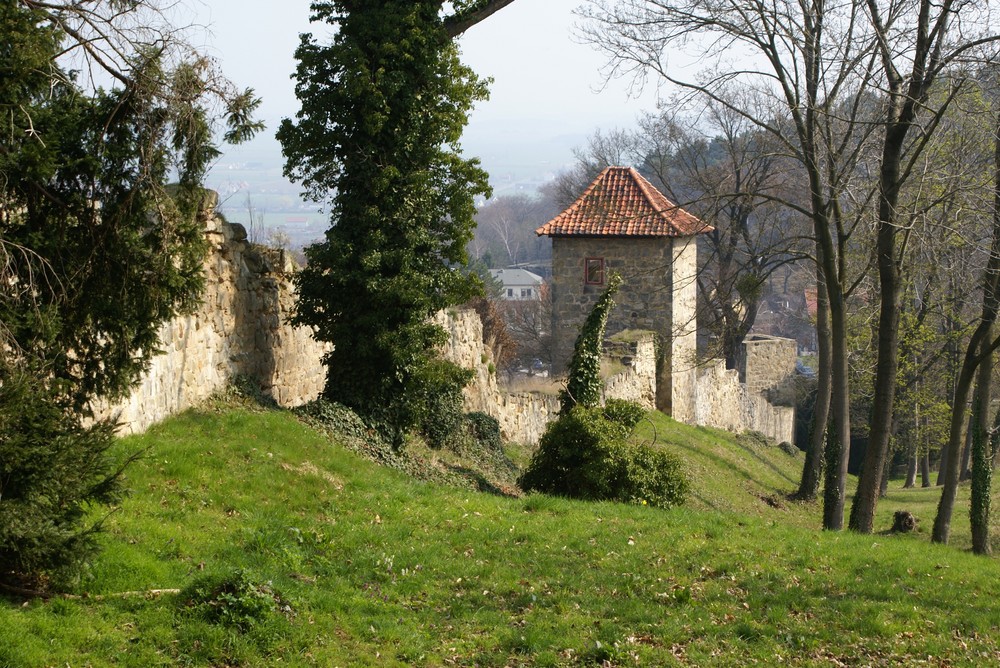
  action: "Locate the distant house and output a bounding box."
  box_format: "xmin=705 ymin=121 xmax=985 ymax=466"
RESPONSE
xmin=536 ymin=166 xmax=712 ymax=419
xmin=490 ymin=268 xmax=544 ymax=301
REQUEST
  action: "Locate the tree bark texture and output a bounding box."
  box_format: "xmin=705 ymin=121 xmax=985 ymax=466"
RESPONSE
xmin=824 ymin=306 xmax=851 ymax=530
xmin=904 ymin=450 xmax=917 ymax=489
xmin=970 ymin=114 xmax=1000 ymax=556
xmin=849 ymin=119 xmax=905 ymax=534
xmin=798 ymin=261 xmax=832 ymax=500
xmin=970 ymin=333 xmax=993 ymax=555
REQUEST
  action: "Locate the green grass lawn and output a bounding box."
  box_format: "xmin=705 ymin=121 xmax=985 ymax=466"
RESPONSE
xmin=3 ymin=404 xmax=1000 ymax=666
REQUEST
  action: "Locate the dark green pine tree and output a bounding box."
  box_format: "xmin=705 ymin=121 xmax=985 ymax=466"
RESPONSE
xmin=0 ymin=0 xmax=260 ymax=590
xmin=278 ymin=1 xmax=492 ymax=443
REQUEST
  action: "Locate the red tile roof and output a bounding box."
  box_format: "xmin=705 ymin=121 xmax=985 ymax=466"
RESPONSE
xmin=536 ymin=166 xmax=711 ymax=238
xmin=804 ymin=287 xmax=818 ymax=318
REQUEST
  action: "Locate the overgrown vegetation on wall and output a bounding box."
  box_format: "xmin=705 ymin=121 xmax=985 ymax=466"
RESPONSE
xmin=560 ymin=274 xmax=623 ymax=413
xmin=278 ymin=1 xmax=490 ymax=446
xmin=0 ymin=0 xmax=259 ymax=590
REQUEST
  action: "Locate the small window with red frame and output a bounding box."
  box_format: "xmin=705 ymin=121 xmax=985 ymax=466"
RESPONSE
xmin=585 ymin=257 xmax=605 ymax=285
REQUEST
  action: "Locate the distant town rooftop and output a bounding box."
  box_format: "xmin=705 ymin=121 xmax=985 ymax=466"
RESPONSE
xmin=536 ymin=166 xmax=711 ymax=238
xmin=490 ymin=268 xmax=543 ymax=285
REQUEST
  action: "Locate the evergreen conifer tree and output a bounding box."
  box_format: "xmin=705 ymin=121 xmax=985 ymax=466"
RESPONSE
xmin=278 ymin=1 xmax=491 ymax=443
xmin=0 ymin=0 xmax=260 ymax=589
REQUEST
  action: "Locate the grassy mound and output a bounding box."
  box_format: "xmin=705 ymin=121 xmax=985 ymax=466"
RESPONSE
xmin=2 ymin=404 xmax=999 ymax=666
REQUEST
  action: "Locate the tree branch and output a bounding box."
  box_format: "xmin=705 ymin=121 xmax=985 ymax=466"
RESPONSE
xmin=445 ymin=0 xmax=518 ymax=38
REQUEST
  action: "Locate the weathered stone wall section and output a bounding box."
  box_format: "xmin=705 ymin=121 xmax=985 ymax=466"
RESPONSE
xmin=439 ymin=310 xmax=661 ymax=443
xmin=94 ymin=206 xmax=330 ymax=434
xmin=694 ymin=339 xmax=796 ymax=442
xmin=442 ymin=309 xmax=795 ymax=444
xmin=602 ymin=335 xmax=657 ymax=409
xmin=436 ymin=309 xmax=559 ymax=444
xmin=741 ymin=335 xmax=798 ymax=394
xmin=666 ymin=236 xmax=698 ymax=423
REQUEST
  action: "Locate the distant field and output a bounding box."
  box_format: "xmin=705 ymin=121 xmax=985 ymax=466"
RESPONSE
xmin=3 ymin=403 xmax=999 ymax=667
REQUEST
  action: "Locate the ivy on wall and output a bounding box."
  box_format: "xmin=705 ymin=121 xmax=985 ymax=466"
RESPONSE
xmin=560 ymin=273 xmax=623 ymax=414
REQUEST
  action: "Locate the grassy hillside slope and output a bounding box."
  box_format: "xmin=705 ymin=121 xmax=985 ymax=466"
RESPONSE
xmin=3 ymin=404 xmax=999 ymax=666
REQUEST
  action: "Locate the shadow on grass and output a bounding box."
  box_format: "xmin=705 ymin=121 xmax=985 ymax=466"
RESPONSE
xmin=441 ymin=463 xmax=520 ymax=498
xmin=666 ymin=436 xmax=801 ymax=512
xmin=732 ymin=439 xmax=800 ymax=487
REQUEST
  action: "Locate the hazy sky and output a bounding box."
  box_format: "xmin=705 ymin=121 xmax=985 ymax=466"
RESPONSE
xmin=187 ymin=0 xmax=659 ymax=154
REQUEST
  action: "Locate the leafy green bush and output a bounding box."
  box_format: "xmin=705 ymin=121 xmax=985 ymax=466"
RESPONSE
xmin=602 ymin=399 xmax=647 ymax=432
xmin=296 ymin=399 xmax=377 ymax=442
xmin=621 ymin=442 xmax=689 ymax=508
xmin=0 ymin=365 xmax=133 ymax=589
xmin=779 ymin=441 xmax=800 ymax=457
xmin=449 ymin=412 xmax=519 ymax=485
xmin=465 ymin=412 xmax=504 ymax=454
xmin=180 ymin=569 xmax=286 ymax=632
xmin=737 ymin=430 xmax=772 ymax=451
xmin=406 ymin=359 xmax=474 ymax=450
xmin=519 ymin=406 xmax=687 ymax=509
xmin=294 ymin=399 xmax=405 ymax=468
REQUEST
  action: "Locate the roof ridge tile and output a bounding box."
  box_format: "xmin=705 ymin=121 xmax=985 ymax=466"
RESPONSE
xmin=536 ymin=166 xmax=712 ymax=238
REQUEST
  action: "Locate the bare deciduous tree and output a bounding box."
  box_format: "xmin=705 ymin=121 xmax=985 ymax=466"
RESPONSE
xmin=582 ymin=0 xmax=883 ymax=529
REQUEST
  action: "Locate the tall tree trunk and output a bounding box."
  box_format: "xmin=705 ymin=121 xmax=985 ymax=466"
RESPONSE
xmin=797 ymin=262 xmax=831 ymax=500
xmin=849 ymin=120 xmax=906 ymax=533
xmin=970 ymin=113 xmax=1000 ymax=556
xmin=936 ymin=440 xmax=949 ymax=486
xmin=935 ymin=354 xmax=979 ymax=543
xmin=824 ymin=303 xmax=851 ymax=530
xmin=970 ymin=330 xmax=993 ymax=555
xmin=938 ymin=276 xmax=963 ymax=486
xmin=921 ymin=451 xmax=931 ymax=487
xmin=960 ymin=405 xmax=975 ymax=481
xmin=904 ymin=449 xmax=917 ymax=488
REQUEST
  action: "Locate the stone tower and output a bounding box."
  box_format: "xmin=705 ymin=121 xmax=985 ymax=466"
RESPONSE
xmin=536 ymin=166 xmax=711 ymax=421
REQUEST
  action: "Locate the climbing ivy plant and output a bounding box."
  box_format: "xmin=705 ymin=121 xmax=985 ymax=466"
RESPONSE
xmin=560 ymin=274 xmax=623 ymax=414
xmin=278 ymin=1 xmax=491 ymax=445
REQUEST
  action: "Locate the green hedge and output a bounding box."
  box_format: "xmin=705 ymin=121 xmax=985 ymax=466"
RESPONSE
xmin=519 ymin=405 xmax=687 ymax=509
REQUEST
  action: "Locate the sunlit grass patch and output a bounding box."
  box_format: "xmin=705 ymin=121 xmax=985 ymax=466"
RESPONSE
xmin=2 ymin=404 xmax=1000 ymax=666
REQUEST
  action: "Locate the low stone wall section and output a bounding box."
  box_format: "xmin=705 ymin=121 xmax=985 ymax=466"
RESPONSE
xmin=694 ymin=359 xmax=795 ymax=444
xmin=741 ymin=335 xmax=798 ymax=395
xmin=94 ymin=207 xmax=330 ymax=434
xmin=436 ymin=309 xmax=560 ymax=444
xmin=602 ymin=335 xmax=657 ymax=409
xmin=438 ymin=311 xmax=663 ymax=443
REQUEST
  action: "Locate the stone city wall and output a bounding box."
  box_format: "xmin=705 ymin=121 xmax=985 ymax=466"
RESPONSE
xmin=437 ymin=310 xmax=662 ymax=443
xmin=741 ymin=335 xmax=798 ymax=395
xmin=437 ymin=309 xmax=559 ymax=445
xmin=601 ymin=334 xmax=657 ymax=409
xmin=693 ymin=359 xmax=795 ymax=444
xmin=94 ymin=197 xmax=794 ymax=447
xmin=93 ymin=203 xmax=330 ymax=434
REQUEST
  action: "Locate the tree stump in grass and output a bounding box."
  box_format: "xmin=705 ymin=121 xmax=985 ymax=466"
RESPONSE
xmin=892 ymin=510 xmax=916 ymax=533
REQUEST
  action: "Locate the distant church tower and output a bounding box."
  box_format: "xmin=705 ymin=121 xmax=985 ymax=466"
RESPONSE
xmin=536 ymin=166 xmax=711 ymax=421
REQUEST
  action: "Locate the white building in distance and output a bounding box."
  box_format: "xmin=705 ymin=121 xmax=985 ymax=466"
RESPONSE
xmin=490 ymin=268 xmax=544 ymax=301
